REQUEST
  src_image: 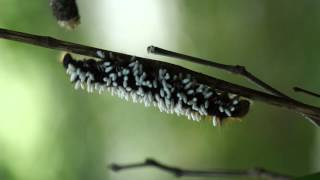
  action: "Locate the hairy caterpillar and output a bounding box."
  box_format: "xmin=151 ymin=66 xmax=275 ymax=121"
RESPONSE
xmin=62 ymin=51 xmax=250 ymax=126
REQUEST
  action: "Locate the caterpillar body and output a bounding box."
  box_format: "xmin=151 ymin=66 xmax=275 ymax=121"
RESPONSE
xmin=62 ymin=52 xmax=250 ymax=126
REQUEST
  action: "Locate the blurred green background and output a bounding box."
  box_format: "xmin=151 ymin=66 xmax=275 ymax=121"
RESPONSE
xmin=0 ymin=0 xmax=319 ymax=180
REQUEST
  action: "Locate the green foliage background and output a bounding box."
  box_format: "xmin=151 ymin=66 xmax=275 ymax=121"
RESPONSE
xmin=0 ymin=1 xmax=319 ymax=180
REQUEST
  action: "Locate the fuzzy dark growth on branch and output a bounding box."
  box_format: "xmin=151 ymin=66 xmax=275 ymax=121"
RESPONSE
xmin=62 ymin=53 xmax=250 ymax=124
xmin=49 ymin=0 xmax=80 ymax=30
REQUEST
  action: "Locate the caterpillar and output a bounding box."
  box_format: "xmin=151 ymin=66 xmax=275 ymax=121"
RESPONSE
xmin=62 ymin=51 xmax=250 ymax=126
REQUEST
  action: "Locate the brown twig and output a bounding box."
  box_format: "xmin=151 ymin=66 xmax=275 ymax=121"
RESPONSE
xmin=147 ymin=46 xmax=289 ymax=98
xmin=294 ymin=87 xmax=320 ymax=98
xmin=0 ymin=28 xmax=319 ymax=126
xmin=147 ymin=46 xmax=320 ymax=126
xmin=110 ymin=158 xmax=293 ymax=180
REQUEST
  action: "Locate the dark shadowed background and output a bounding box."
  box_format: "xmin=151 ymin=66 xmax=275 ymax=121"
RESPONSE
xmin=0 ymin=0 xmax=319 ymax=180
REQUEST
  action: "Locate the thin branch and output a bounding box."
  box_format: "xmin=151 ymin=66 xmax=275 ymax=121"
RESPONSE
xmin=294 ymin=87 xmax=320 ymax=98
xmin=147 ymin=46 xmax=320 ymax=126
xmin=0 ymin=28 xmax=320 ymax=126
xmin=147 ymin=46 xmax=289 ymax=98
xmin=110 ymin=158 xmax=293 ymax=180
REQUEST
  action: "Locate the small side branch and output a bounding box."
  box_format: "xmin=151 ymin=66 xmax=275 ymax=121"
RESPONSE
xmin=294 ymin=87 xmax=320 ymax=98
xmin=110 ymin=158 xmax=293 ymax=180
xmin=147 ymin=46 xmax=289 ymax=98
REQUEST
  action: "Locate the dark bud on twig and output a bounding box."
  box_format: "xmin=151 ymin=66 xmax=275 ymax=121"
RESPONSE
xmin=49 ymin=0 xmax=80 ymax=30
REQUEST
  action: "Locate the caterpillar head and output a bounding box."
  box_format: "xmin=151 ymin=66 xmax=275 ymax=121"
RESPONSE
xmin=229 ymin=99 xmax=250 ymax=118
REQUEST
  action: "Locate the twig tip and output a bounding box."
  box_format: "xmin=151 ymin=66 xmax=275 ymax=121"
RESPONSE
xmin=293 ymin=86 xmax=320 ymax=99
xmin=109 ymin=163 xmax=121 ymax=172
xmin=147 ymin=45 xmax=156 ymax=54
xmin=293 ymin=87 xmax=299 ymax=92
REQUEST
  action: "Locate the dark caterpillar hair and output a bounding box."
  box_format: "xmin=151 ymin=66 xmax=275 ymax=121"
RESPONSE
xmin=62 ymin=51 xmax=250 ymax=126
